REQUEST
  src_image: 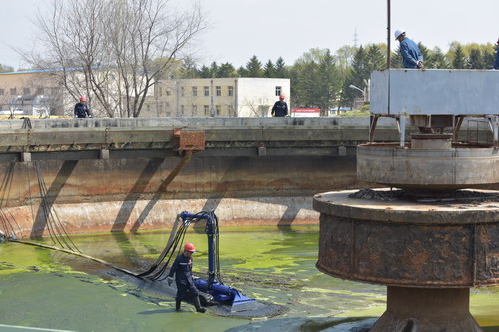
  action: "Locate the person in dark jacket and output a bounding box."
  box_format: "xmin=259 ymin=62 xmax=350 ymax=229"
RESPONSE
xmin=271 ymin=95 xmax=288 ymax=117
xmin=74 ymin=96 xmax=92 ymax=118
xmin=395 ymin=29 xmax=424 ymax=69
xmin=494 ymin=38 xmax=499 ymax=70
xmin=167 ymin=243 xmax=206 ymax=313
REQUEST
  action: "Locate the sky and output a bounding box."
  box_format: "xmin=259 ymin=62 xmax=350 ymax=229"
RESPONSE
xmin=1 ymin=0 xmax=498 ymax=70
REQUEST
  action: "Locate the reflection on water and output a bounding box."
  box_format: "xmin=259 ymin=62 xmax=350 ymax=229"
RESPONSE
xmin=0 ymin=226 xmax=497 ymax=332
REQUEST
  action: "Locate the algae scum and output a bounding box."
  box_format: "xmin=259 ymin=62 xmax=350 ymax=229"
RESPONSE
xmin=0 ymin=226 xmax=498 ymax=332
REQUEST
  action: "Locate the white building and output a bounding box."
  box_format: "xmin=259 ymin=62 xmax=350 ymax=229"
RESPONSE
xmin=142 ymin=77 xmax=291 ymax=118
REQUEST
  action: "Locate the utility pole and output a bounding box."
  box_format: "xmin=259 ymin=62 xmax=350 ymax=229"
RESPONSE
xmin=387 ymin=0 xmax=391 ymax=69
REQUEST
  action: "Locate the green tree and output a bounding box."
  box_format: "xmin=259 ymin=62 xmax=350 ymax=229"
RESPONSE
xmin=217 ymin=62 xmax=236 ymax=77
xmin=292 ymin=61 xmax=319 ymax=108
xmin=237 ymin=66 xmax=248 ymax=77
xmin=417 ymin=42 xmax=430 ymax=67
xmin=263 ymin=60 xmax=276 ymax=78
xmin=245 ymin=55 xmax=263 ymax=77
xmin=315 ymin=49 xmax=340 ymax=115
xmin=467 ymin=48 xmax=483 ymax=69
xmin=366 ymin=44 xmax=386 ymax=72
xmin=275 ymin=57 xmax=288 ymax=78
xmin=210 ymin=62 xmax=219 ymax=77
xmin=198 ymin=65 xmax=212 ymax=78
xmin=426 ymin=47 xmax=449 ymax=69
xmin=391 ymin=46 xmax=403 ymax=68
xmin=340 ymin=46 xmax=368 ymax=107
xmin=0 ymin=64 xmax=14 ymax=73
xmin=483 ymin=48 xmax=496 ymax=69
xmin=452 ymin=45 xmax=466 ymax=69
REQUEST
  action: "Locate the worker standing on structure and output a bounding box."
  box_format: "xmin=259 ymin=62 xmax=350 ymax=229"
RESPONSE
xmin=74 ymin=97 xmax=92 ymax=118
xmin=494 ymin=38 xmax=499 ymax=70
xmin=271 ymin=95 xmax=288 ymax=117
xmin=167 ymin=243 xmax=206 ymax=313
xmin=395 ymin=29 xmax=424 ymax=69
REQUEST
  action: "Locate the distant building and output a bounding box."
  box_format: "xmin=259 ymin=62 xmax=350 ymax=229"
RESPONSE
xmin=0 ymin=70 xmax=64 ymax=116
xmin=141 ymin=78 xmax=291 ymax=118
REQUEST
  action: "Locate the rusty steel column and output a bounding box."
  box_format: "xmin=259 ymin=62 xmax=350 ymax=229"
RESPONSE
xmin=370 ymin=287 xmax=481 ymax=331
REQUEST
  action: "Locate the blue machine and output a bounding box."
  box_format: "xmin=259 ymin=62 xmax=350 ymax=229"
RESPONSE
xmin=179 ymin=211 xmax=256 ymax=312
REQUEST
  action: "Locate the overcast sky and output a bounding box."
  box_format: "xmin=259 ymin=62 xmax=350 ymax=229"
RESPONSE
xmin=1 ymin=0 xmax=498 ymax=70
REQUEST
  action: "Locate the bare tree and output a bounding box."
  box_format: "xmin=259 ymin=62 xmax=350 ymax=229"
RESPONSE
xmin=22 ymin=0 xmax=206 ymax=117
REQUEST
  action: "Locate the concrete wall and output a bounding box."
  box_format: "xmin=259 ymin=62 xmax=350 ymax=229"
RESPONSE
xmin=0 ymin=116 xmax=494 ymax=237
xmin=1 ymin=152 xmax=362 ymax=237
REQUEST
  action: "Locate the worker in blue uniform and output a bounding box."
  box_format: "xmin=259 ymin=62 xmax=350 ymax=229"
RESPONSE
xmin=494 ymin=38 xmax=499 ymax=70
xmin=74 ymin=96 xmax=93 ymax=118
xmin=395 ymin=29 xmax=424 ymax=69
xmin=167 ymin=243 xmax=206 ymax=313
xmin=271 ymin=95 xmax=288 ymax=117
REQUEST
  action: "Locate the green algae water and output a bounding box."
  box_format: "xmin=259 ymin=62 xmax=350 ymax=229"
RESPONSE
xmin=0 ymin=226 xmax=498 ymax=332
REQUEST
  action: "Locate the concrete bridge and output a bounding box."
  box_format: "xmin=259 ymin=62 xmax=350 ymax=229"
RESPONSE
xmin=0 ymin=117 xmax=492 ymax=238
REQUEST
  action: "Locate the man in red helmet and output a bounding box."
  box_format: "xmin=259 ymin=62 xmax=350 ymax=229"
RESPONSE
xmin=271 ymin=95 xmax=288 ymax=117
xmin=167 ymin=242 xmax=206 ymax=313
xmin=74 ymin=96 xmax=92 ymax=118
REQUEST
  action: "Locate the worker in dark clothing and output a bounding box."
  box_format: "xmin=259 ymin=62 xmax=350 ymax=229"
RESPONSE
xmin=271 ymin=95 xmax=288 ymax=117
xmin=74 ymin=96 xmax=92 ymax=118
xmin=167 ymin=243 xmax=206 ymax=313
xmin=395 ymin=29 xmax=424 ymax=69
xmin=494 ymin=38 xmax=499 ymax=70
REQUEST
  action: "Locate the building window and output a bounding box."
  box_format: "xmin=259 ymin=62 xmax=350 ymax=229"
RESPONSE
xmin=180 ymin=105 xmax=185 ymax=115
xmin=228 ymin=105 xmax=234 ymax=116
xmin=181 ymin=87 xmax=185 ymax=97
xmin=204 ymin=86 xmax=209 ymax=96
xmin=275 ymin=86 xmax=282 ymax=96
xmin=166 ymin=89 xmax=171 ymax=96
xmin=10 ymin=88 xmax=17 ymax=95
xmin=36 ymin=87 xmax=44 ymax=95
xmin=158 ymin=87 xmax=163 ymax=97
xmin=0 ymin=89 xmax=4 ymax=95
xmin=192 ymin=87 xmax=198 ymax=96
xmin=204 ymin=105 xmax=210 ymax=116
xmin=228 ymin=86 xmax=234 ymax=97
xmin=216 ymin=105 xmax=221 ymax=115
xmin=216 ymin=86 xmax=222 ymax=96
xmin=23 ymin=88 xmax=31 ymax=95
xmin=192 ymin=105 xmax=197 ymax=114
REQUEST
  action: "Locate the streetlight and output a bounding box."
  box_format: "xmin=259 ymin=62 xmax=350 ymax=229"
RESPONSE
xmin=349 ymin=84 xmax=367 ymax=102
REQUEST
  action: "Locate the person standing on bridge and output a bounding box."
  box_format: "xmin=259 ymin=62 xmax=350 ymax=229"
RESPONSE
xmin=74 ymin=96 xmax=92 ymax=118
xmin=494 ymin=38 xmax=499 ymax=70
xmin=271 ymin=95 xmax=288 ymax=117
xmin=167 ymin=242 xmax=206 ymax=313
xmin=395 ymin=29 xmax=424 ymax=69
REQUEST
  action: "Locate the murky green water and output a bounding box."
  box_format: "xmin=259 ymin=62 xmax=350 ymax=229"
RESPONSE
xmin=0 ymin=226 xmax=498 ymax=332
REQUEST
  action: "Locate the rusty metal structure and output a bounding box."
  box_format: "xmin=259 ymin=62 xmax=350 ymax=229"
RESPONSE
xmin=314 ymin=69 xmax=499 ymax=331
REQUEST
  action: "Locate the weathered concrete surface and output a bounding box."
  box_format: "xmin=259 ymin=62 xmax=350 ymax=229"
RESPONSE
xmin=314 ymin=189 xmax=499 ymax=287
xmin=357 ymin=143 xmax=499 ymax=191
xmin=0 ymin=155 xmax=360 ymax=236
xmin=7 ymin=196 xmax=320 ymax=238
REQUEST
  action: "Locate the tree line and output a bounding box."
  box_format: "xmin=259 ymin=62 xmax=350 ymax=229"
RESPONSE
xmin=176 ymin=42 xmax=498 ymax=111
xmin=1 ymin=0 xmax=497 ymax=118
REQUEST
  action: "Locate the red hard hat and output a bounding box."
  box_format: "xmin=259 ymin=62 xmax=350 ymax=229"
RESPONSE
xmin=184 ymin=243 xmax=196 ymax=252
xmin=80 ymin=96 xmax=86 ymax=102
xmin=279 ymin=95 xmax=285 ymax=99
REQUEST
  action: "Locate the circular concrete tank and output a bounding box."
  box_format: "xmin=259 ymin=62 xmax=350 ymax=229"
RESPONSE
xmin=357 ymin=143 xmax=499 ymax=192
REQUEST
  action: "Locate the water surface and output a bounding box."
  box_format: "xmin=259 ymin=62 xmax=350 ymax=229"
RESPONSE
xmin=0 ymin=226 xmax=497 ymax=331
